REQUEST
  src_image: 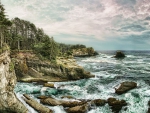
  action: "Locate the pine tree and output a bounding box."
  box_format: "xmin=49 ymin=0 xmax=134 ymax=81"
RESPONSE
xmin=0 ymin=2 xmax=12 ymax=48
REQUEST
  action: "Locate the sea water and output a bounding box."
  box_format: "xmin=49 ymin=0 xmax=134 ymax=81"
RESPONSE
xmin=14 ymin=51 xmax=150 ymax=113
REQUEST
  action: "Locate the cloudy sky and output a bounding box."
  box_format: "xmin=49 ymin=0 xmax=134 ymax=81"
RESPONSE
xmin=1 ymin=0 xmax=150 ymax=50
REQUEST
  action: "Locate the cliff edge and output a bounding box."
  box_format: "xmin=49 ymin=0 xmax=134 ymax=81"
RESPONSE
xmin=0 ymin=50 xmax=27 ymax=112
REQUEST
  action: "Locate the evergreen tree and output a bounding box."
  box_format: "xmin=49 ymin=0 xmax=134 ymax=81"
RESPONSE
xmin=41 ymin=37 xmax=59 ymax=60
xmin=0 ymin=2 xmax=12 ymax=48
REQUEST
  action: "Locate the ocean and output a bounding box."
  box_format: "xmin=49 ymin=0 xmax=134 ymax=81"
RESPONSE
xmin=15 ymin=51 xmax=150 ymax=113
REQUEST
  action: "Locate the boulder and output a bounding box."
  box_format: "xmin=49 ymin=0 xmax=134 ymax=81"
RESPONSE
xmin=107 ymin=98 xmax=127 ymax=113
xmin=148 ymin=101 xmax=150 ymax=113
xmin=61 ymin=95 xmax=75 ymax=99
xmin=40 ymin=97 xmax=87 ymax=107
xmin=148 ymin=101 xmax=150 ymax=106
xmin=115 ymin=81 xmax=137 ymax=95
xmin=66 ymin=104 xmax=89 ymax=113
xmin=148 ymin=108 xmax=150 ymax=113
xmin=23 ymin=94 xmax=53 ymax=113
xmin=114 ymin=51 xmax=125 ymax=58
xmin=44 ymin=83 xmax=55 ymax=88
xmin=91 ymin=99 xmax=106 ymax=106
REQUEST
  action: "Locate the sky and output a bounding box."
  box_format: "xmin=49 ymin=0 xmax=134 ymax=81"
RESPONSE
xmin=1 ymin=0 xmax=150 ymax=50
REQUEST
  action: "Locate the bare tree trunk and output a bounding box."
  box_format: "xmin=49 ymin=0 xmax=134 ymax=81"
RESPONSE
xmin=1 ymin=32 xmax=3 ymax=48
xmin=18 ymin=40 xmax=20 ymax=50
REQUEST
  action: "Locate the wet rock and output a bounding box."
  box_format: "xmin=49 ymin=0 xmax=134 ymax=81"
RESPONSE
xmin=148 ymin=108 xmax=150 ymax=113
xmin=37 ymin=95 xmax=49 ymax=99
xmin=115 ymin=81 xmax=137 ymax=95
xmin=44 ymin=83 xmax=55 ymax=88
xmin=23 ymin=94 xmax=53 ymax=113
xmin=107 ymin=98 xmax=127 ymax=113
xmin=40 ymin=97 xmax=87 ymax=107
xmin=148 ymin=101 xmax=150 ymax=113
xmin=61 ymin=95 xmax=75 ymax=99
xmin=66 ymin=104 xmax=89 ymax=113
xmin=148 ymin=101 xmax=150 ymax=106
xmin=114 ymin=51 xmax=125 ymax=58
xmin=91 ymin=99 xmax=106 ymax=106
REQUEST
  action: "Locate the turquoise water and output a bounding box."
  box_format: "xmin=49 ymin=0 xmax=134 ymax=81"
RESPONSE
xmin=15 ymin=51 xmax=150 ymax=113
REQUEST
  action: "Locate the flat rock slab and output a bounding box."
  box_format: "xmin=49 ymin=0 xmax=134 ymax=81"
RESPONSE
xmin=115 ymin=81 xmax=137 ymax=95
xmin=66 ymin=104 xmax=89 ymax=113
xmin=44 ymin=83 xmax=55 ymax=88
xmin=23 ymin=94 xmax=53 ymax=113
xmin=40 ymin=97 xmax=87 ymax=107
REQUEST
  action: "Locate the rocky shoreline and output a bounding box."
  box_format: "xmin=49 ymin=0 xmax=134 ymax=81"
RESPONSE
xmin=1 ymin=50 xmax=149 ymax=113
xmin=20 ymin=81 xmax=138 ymax=113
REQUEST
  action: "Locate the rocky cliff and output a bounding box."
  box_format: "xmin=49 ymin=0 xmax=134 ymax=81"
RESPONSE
xmin=15 ymin=58 xmax=94 ymax=82
xmin=72 ymin=47 xmax=98 ymax=57
xmin=0 ymin=51 xmax=27 ymax=113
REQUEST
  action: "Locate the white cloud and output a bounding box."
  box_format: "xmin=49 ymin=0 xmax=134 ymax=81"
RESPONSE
xmin=1 ymin=0 xmax=150 ymax=49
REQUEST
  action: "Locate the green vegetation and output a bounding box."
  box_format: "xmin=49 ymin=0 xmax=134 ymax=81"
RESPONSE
xmin=9 ymin=61 xmax=14 ymax=72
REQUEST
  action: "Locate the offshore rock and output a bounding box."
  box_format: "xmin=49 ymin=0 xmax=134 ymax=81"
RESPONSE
xmin=0 ymin=51 xmax=27 ymax=113
xmin=23 ymin=94 xmax=53 ymax=113
xmin=107 ymin=98 xmax=127 ymax=113
xmin=66 ymin=104 xmax=89 ymax=113
xmin=148 ymin=108 xmax=150 ymax=113
xmin=115 ymin=81 xmax=137 ymax=95
xmin=114 ymin=51 xmax=125 ymax=58
xmin=148 ymin=101 xmax=150 ymax=113
xmin=40 ymin=97 xmax=87 ymax=107
xmin=91 ymin=99 xmax=106 ymax=106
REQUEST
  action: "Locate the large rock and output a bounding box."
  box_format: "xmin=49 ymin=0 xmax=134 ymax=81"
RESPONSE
xmin=23 ymin=94 xmax=53 ymax=113
xmin=66 ymin=104 xmax=89 ymax=113
xmin=148 ymin=101 xmax=150 ymax=113
xmin=40 ymin=97 xmax=87 ymax=107
xmin=90 ymin=99 xmax=106 ymax=106
xmin=44 ymin=83 xmax=55 ymax=88
xmin=114 ymin=51 xmax=125 ymax=58
xmin=0 ymin=51 xmax=27 ymax=113
xmin=148 ymin=108 xmax=150 ymax=113
xmin=115 ymin=81 xmax=137 ymax=95
xmin=107 ymin=98 xmax=127 ymax=113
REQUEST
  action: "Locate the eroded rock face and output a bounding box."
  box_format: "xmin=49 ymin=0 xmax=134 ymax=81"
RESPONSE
xmin=0 ymin=51 xmax=27 ymax=113
xmin=15 ymin=59 xmax=94 ymax=82
xmin=115 ymin=81 xmax=137 ymax=95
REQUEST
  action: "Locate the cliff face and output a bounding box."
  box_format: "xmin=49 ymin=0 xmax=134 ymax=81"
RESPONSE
xmin=15 ymin=58 xmax=94 ymax=82
xmin=0 ymin=51 xmax=27 ymax=113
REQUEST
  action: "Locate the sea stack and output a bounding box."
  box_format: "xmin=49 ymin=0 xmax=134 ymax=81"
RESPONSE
xmin=114 ymin=51 xmax=125 ymax=58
